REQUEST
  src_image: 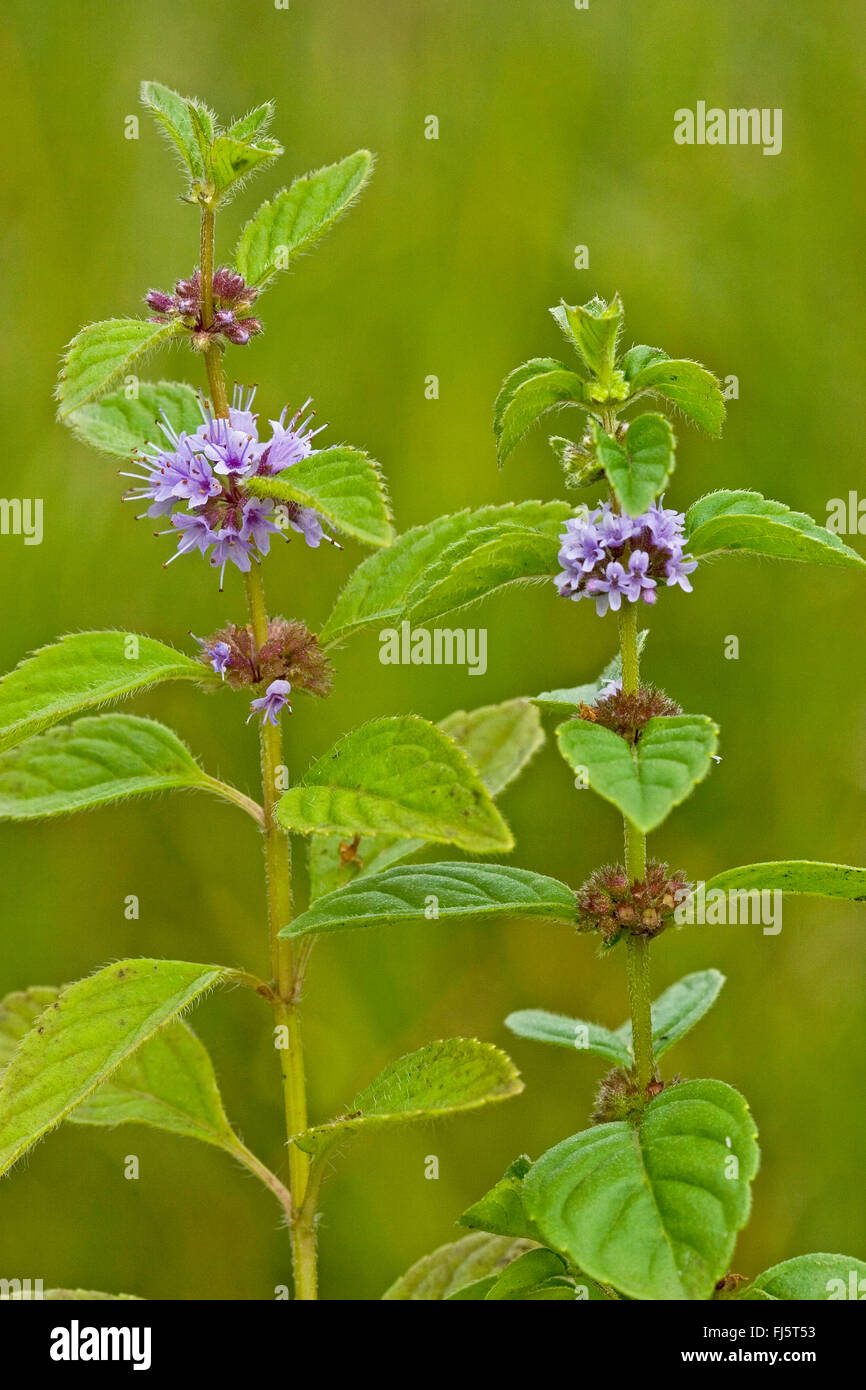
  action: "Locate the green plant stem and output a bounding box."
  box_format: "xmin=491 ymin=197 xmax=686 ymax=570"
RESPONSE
xmin=229 ymin=1138 xmax=294 ymax=1224
xmin=199 ymin=202 xmax=317 ymax=1300
xmin=618 ymin=600 xmax=654 ymax=1091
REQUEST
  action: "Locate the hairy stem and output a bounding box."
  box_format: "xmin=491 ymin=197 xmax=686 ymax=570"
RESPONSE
xmin=199 ymin=203 xmax=317 ymax=1300
xmin=618 ymin=601 xmax=654 ymax=1090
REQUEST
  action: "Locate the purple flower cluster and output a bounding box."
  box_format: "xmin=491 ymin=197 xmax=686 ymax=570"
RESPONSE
xmin=147 ymin=267 xmax=262 ymax=346
xmin=556 ymin=501 xmax=697 ymax=616
xmin=123 ymin=387 xmax=329 ymax=586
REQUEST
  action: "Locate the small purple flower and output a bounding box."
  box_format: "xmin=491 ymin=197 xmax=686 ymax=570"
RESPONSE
xmin=196 ymin=637 xmax=232 ymax=677
xmin=287 ymin=505 xmax=324 ymax=549
xmin=645 ymin=499 xmax=685 ymax=549
xmin=597 ymin=506 xmax=635 ymax=548
xmin=555 ymin=497 xmax=697 ymax=613
xmin=210 ymin=524 xmax=254 ymax=587
xmin=559 ymin=517 xmax=605 ymax=573
xmin=241 ymin=498 xmax=281 ymax=556
xmin=597 ymin=676 xmax=623 ymax=701
xmin=196 ymin=414 xmax=258 ymax=478
xmin=664 ymin=548 xmax=698 ymax=591
xmin=167 ymin=512 xmax=216 ymax=559
xmin=586 ymin=561 xmax=630 ymax=616
xmin=122 ymin=388 xmax=331 ymax=582
xmin=247 ymin=678 xmax=292 ymax=727
xmin=625 ymin=550 xmax=658 ymax=605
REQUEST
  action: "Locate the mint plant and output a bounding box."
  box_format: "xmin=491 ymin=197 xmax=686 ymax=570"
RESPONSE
xmin=373 ymin=295 xmax=866 ymax=1301
xmin=0 ymin=82 xmax=570 ymax=1301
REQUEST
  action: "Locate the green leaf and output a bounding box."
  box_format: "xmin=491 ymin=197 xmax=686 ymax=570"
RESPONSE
xmin=276 ymin=716 xmax=513 ymax=853
xmin=551 ymin=295 xmax=625 ymax=394
xmin=70 ymin=1020 xmax=236 ymax=1148
xmin=704 ymin=861 xmax=866 ymax=901
xmin=685 ymin=490 xmax=866 ymax=568
xmin=534 ymin=632 xmax=649 ymax=713
xmin=0 ymin=986 xmax=235 ymax=1149
xmin=235 ymin=150 xmax=373 ymax=286
xmin=556 ymin=714 xmax=719 ymax=833
xmin=140 ymin=80 xmax=213 ymax=180
xmin=525 ymin=1079 xmax=760 ymax=1301
xmin=382 ymin=1232 xmax=535 ymax=1300
xmin=507 ymin=971 xmax=725 ymax=1066
xmin=593 ymin=413 xmax=675 ymax=518
xmin=406 ymin=525 xmax=564 ymax=626
xmin=64 ymin=381 xmax=203 ymax=457
xmin=246 ymin=445 xmax=393 ymax=548
xmin=459 ymin=1155 xmax=543 ymax=1240
xmin=307 ymin=697 xmax=544 ymax=899
xmin=627 ymin=355 xmax=725 ymax=435
xmin=225 ymin=103 xmax=275 ymax=143
xmin=282 ymin=863 xmax=576 ymax=938
xmin=493 ymin=358 xmax=587 ymax=463
xmin=57 ymin=320 xmax=184 ymax=416
xmin=554 ymin=294 xmax=624 ymax=375
xmin=293 ymin=1039 xmax=522 ymax=1162
xmin=506 ymin=1010 xmax=632 ymax=1065
xmin=209 ymin=134 xmax=282 ymax=200
xmin=6 ymin=1288 xmax=141 ymax=1301
xmin=0 ymin=959 xmax=224 ymax=1176
xmin=440 ymin=697 xmax=545 ymax=799
xmin=0 ymin=715 xmax=213 ymax=820
xmin=0 ymin=631 xmax=215 ymax=753
xmin=483 ymin=1248 xmax=568 ymax=1300
xmin=0 ymin=987 xmax=58 ymax=1072
xmin=621 ymin=345 xmax=669 ymax=379
xmin=741 ymin=1254 xmax=866 ymax=1301
xmin=320 ymin=501 xmax=571 ymax=644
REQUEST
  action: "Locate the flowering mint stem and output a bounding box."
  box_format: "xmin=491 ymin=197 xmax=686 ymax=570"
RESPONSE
xmin=199 ymin=201 xmax=230 ymax=417
xmin=618 ymin=600 xmax=655 ymax=1092
xmin=198 ymin=203 xmax=317 ymax=1300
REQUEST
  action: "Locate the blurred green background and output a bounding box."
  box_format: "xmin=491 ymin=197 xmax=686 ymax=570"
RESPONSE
xmin=1 ymin=0 xmax=864 ymax=1300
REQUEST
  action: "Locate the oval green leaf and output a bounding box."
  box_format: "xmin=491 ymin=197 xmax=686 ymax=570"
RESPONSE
xmin=685 ymin=490 xmax=865 ymax=568
xmin=493 ymin=358 xmax=587 ymax=463
xmin=57 ymin=319 xmax=184 ymax=416
xmin=704 ymin=861 xmax=866 ymax=901
xmin=557 ymin=714 xmax=719 ymax=833
xmin=0 ymin=715 xmax=212 ymax=820
xmin=307 ymin=696 xmax=544 ymax=900
xmin=593 ymin=413 xmax=675 ymax=518
xmin=235 ymin=150 xmax=373 ymax=286
xmin=0 ymin=959 xmax=224 ymax=1176
xmin=382 ymin=1232 xmax=535 ymax=1301
xmin=0 ymin=631 xmax=215 ymax=753
xmin=293 ymin=1038 xmax=522 ymax=1163
xmin=320 ymin=501 xmax=570 ymax=645
xmin=276 ymin=715 xmax=513 ymax=854
xmin=283 ymin=862 xmax=576 ymax=938
xmin=742 ymin=1254 xmax=866 ymax=1301
xmin=246 ymin=445 xmax=393 ymax=548
xmin=627 ymin=356 xmax=725 ymax=435
xmin=525 ymin=1079 xmax=760 ymax=1301
xmin=65 ymin=381 xmax=203 ymax=457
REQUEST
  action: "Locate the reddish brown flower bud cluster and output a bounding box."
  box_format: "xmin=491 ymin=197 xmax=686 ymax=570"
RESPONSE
xmin=198 ymin=617 xmax=333 ymax=696
xmin=580 ymin=684 xmax=681 ymax=743
xmin=591 ymin=1067 xmax=682 ymax=1124
xmin=577 ymin=860 xmax=690 ymax=944
xmin=146 ymin=266 xmax=262 ymax=345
